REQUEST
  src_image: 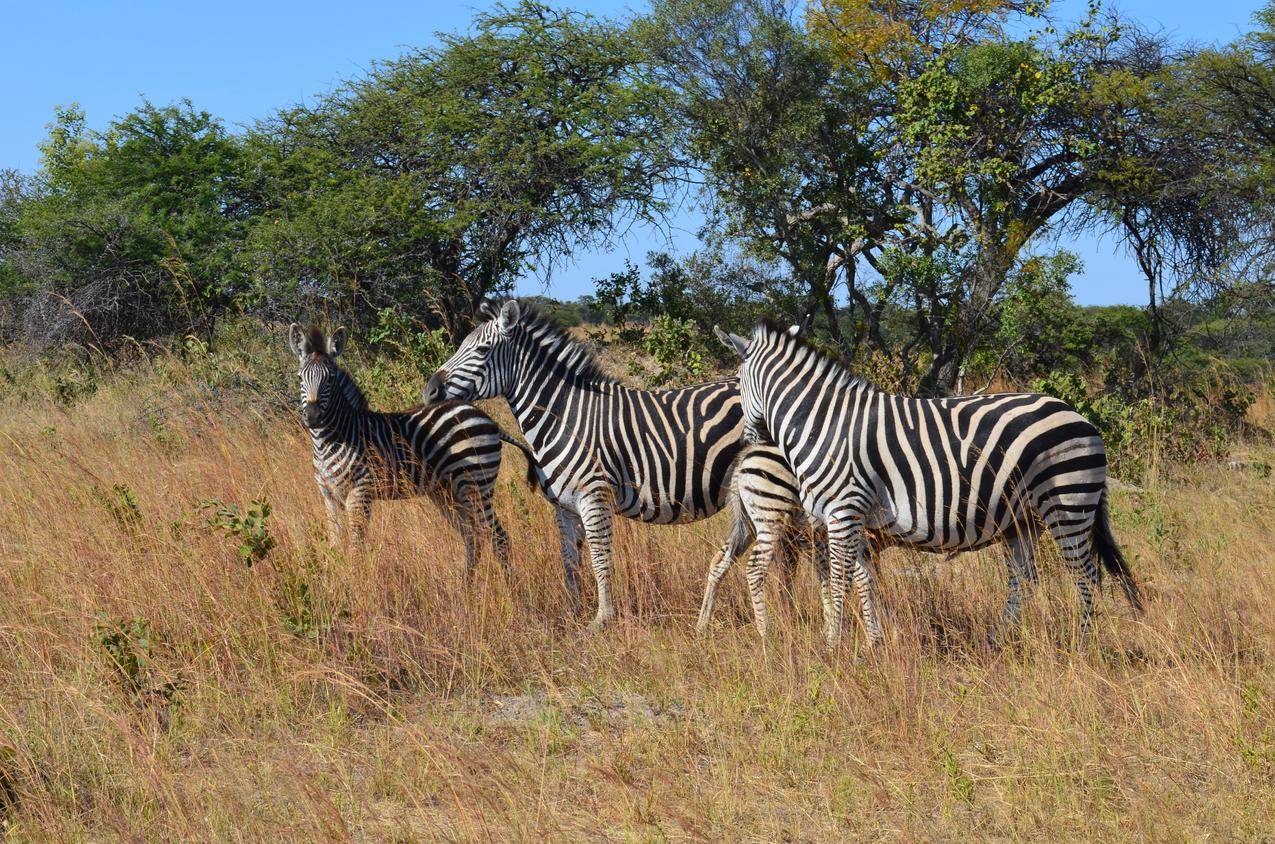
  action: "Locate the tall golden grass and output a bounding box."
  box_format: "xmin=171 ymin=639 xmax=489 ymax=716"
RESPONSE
xmin=0 ymin=343 xmax=1272 ymax=840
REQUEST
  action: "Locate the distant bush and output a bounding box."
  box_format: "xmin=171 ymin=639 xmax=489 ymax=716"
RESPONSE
xmin=1033 ymin=370 xmax=1253 ymax=482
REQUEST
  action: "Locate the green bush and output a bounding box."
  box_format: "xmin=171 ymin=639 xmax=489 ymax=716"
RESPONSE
xmin=201 ymin=497 xmax=277 ymax=567
xmin=1032 ymin=370 xmax=1250 ymax=483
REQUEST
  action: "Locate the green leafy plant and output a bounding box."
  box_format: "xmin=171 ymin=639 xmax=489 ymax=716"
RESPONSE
xmin=93 ymin=483 xmax=143 ymax=534
xmin=93 ymin=614 xmax=177 ymax=708
xmin=367 ymin=306 xmax=452 ymax=375
xmin=644 ymin=315 xmax=708 ymax=387
xmin=201 ymin=497 xmax=277 ymax=567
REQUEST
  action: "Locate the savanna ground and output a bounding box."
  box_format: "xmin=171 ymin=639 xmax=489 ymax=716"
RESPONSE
xmin=0 ymin=338 xmax=1273 ymax=842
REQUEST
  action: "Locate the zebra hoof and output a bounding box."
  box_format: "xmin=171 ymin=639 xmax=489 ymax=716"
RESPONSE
xmin=586 ymin=614 xmax=615 ymax=634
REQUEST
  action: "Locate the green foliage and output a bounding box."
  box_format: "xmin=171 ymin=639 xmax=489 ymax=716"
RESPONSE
xmin=8 ymin=101 xmax=247 ymax=349
xmin=93 ymin=484 xmax=143 ymax=534
xmin=242 ymin=0 xmax=675 ymax=335
xmin=201 ymin=497 xmax=277 ymax=567
xmin=983 ymin=251 xmax=1092 ymax=379
xmin=643 ymin=315 xmax=708 ymax=387
xmin=367 ymin=307 xmax=451 ymax=375
xmin=93 ymin=614 xmax=177 ymax=705
xmin=1032 ymin=370 xmax=1251 ymax=482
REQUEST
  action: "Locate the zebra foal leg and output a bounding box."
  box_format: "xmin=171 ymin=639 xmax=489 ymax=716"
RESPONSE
xmin=696 ymin=498 xmax=754 ymax=633
xmin=343 ymin=485 xmax=373 ymax=554
xmin=320 ymin=486 xmax=345 ymax=547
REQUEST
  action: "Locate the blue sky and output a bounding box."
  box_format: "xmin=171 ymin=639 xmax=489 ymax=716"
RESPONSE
xmin=1 ymin=0 xmax=1263 ymax=305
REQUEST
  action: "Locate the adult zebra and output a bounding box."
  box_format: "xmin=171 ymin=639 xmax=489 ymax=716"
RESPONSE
xmin=289 ymin=324 xmax=535 ymax=574
xmin=424 ymin=300 xmax=761 ymax=630
xmin=716 ymin=319 xmax=1145 ymax=648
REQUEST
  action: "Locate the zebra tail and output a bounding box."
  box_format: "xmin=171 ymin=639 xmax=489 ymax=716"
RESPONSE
xmin=1093 ymin=489 xmax=1145 ymax=615
xmin=498 ymin=431 xmax=540 ymax=489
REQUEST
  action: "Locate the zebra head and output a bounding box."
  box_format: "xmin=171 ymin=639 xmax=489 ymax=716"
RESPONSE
xmin=715 ymin=321 xmax=804 ymax=446
xmin=287 ymin=323 xmax=347 ymax=428
xmin=424 ymin=300 xmax=521 ymax=404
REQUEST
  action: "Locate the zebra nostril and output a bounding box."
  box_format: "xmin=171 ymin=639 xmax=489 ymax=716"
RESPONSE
xmin=423 ymin=370 xmax=448 ymax=404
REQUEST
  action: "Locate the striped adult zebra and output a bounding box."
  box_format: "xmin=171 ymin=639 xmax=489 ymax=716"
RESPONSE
xmin=288 ymin=324 xmax=536 ymax=575
xmin=423 ymin=300 xmax=760 ymax=630
xmin=715 ymin=319 xmax=1145 ymax=648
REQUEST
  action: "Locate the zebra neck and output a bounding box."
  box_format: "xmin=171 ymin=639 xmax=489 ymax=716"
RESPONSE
xmin=308 ymin=411 xmax=364 ymax=451
xmin=500 ymin=322 xmax=613 ymax=447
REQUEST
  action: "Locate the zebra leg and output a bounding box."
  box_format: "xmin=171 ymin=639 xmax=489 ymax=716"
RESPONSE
xmin=990 ymin=530 xmax=1039 ymax=647
xmin=578 ymin=494 xmax=617 ymax=632
xmin=744 ymin=527 xmax=776 ymax=638
xmin=320 ymin=486 xmax=345 ymax=547
xmin=811 ymin=526 xmax=834 ymax=626
xmin=489 ymin=512 xmax=514 ymax=581
xmin=851 ymin=530 xmax=884 ymax=648
xmin=555 ymin=508 xmax=585 ymax=613
xmin=828 ymin=519 xmax=881 ymax=649
xmin=823 ymin=521 xmax=852 ymax=649
xmin=774 ymin=523 xmax=800 ymax=614
xmin=1046 ymin=510 xmax=1102 ymax=639
xmin=463 ymin=484 xmax=513 ymax=581
xmin=344 ymin=485 xmax=373 ymax=554
xmin=696 ymin=497 xmax=755 ymax=633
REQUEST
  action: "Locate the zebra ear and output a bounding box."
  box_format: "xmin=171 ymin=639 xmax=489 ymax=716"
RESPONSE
xmin=787 ymin=324 xmax=802 ymax=337
xmin=287 ymin=323 xmax=306 ymax=357
xmin=328 ymin=326 xmax=347 ymax=357
xmin=497 ymin=300 xmax=520 ymax=335
xmin=479 ymin=301 xmax=498 ymax=321
xmin=714 ymin=325 xmax=749 ymax=359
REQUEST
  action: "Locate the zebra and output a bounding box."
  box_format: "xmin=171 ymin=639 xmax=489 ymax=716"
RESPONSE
xmin=715 ymin=319 xmax=1145 ymax=649
xmin=423 ymin=300 xmax=764 ymax=631
xmin=699 ymin=444 xmax=912 ymax=639
xmin=698 ymin=443 xmax=833 ymax=638
xmin=288 ymin=323 xmax=536 ymax=575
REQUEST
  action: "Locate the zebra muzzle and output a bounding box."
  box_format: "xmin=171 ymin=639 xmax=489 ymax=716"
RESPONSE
xmin=423 ymin=370 xmax=448 ymax=405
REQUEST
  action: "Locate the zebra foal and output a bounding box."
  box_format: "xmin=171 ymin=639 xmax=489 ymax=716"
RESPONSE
xmin=698 ymin=443 xmax=833 ymax=638
xmin=288 ymin=323 xmax=535 ymax=574
xmin=717 ymin=320 xmax=1145 ymax=648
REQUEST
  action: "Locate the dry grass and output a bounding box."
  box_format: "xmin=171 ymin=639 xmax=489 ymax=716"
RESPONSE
xmin=0 ymin=350 xmax=1272 ymax=842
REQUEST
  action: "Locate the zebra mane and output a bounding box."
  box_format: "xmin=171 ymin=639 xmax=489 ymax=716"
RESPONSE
xmin=516 ymin=307 xmax=615 ymax=384
xmin=757 ymin=318 xmax=873 ymax=391
xmin=305 ymin=325 xmax=326 ymax=355
xmin=330 ymin=362 xmax=370 ymax=413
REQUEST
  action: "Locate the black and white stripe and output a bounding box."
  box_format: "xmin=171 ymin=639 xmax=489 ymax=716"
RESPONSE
xmin=698 ymin=444 xmax=833 ymax=637
xmin=289 ymin=324 xmax=533 ymax=574
xmin=717 ymin=320 xmax=1145 ymax=647
xmin=424 ymin=301 xmax=757 ymax=629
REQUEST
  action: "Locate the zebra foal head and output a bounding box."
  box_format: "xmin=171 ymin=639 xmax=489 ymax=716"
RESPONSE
xmin=423 ymin=300 xmax=521 ymax=405
xmin=287 ymin=323 xmax=347 ymax=428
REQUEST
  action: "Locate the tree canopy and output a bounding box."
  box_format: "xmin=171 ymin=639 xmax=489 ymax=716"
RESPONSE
xmin=0 ymin=0 xmax=1270 ymax=399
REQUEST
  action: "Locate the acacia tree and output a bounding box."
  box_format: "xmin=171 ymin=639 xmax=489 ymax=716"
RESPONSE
xmin=648 ymin=0 xmax=1191 ymax=393
xmin=1096 ymin=3 xmax=1275 ymax=365
xmin=640 ymin=0 xmax=901 ymax=349
xmin=3 ymin=102 xmax=246 ymax=349
xmin=243 ymin=1 xmax=678 ymax=337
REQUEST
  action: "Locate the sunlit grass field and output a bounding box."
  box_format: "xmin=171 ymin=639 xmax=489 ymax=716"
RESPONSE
xmin=0 ymin=343 xmax=1272 ymax=840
